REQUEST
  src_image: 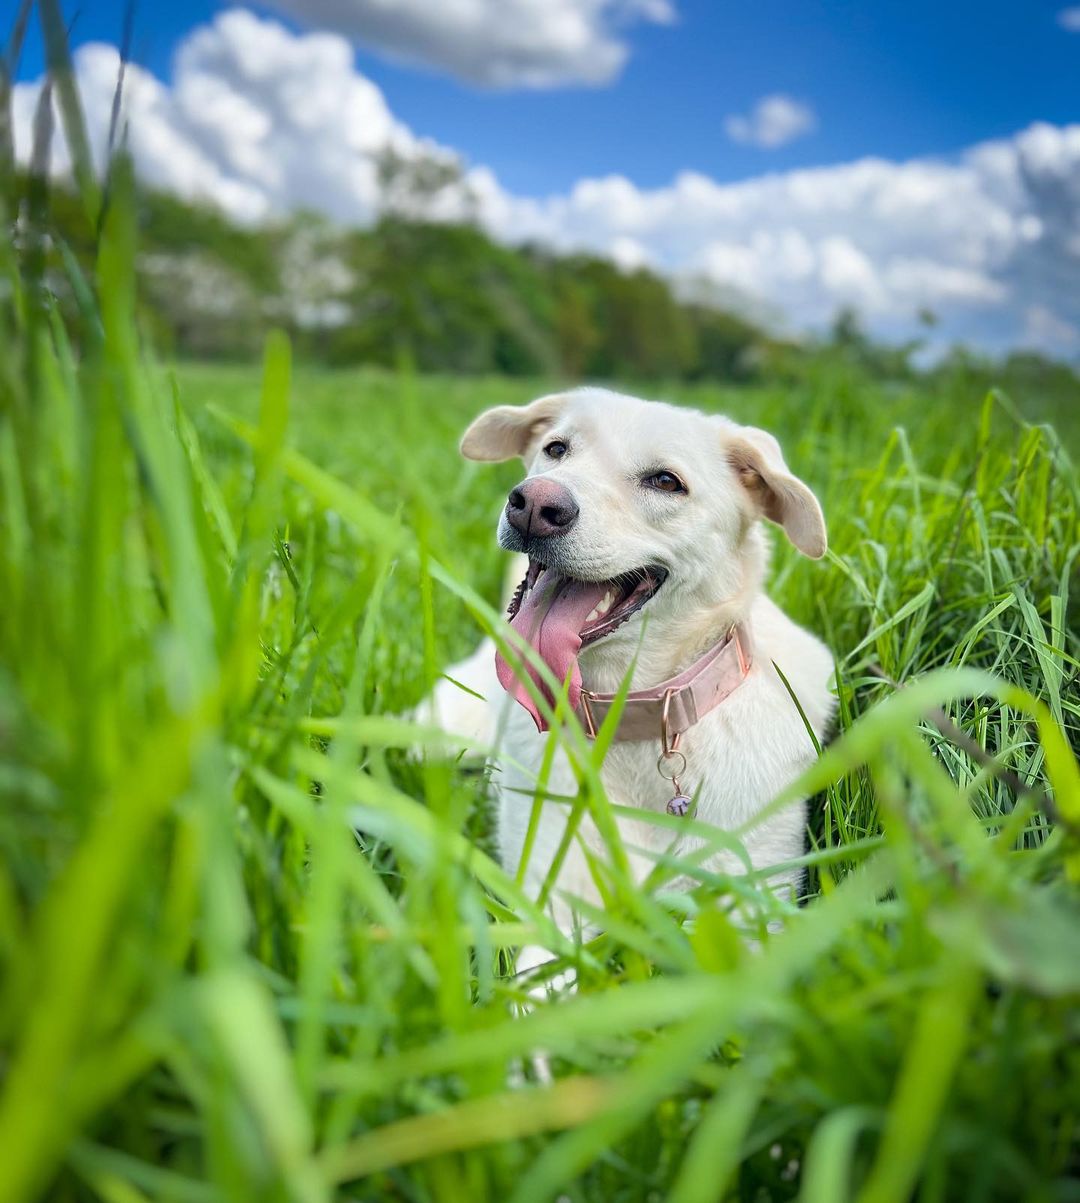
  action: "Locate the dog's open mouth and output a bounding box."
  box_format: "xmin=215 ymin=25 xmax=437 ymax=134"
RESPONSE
xmin=495 ymin=559 xmax=667 ymax=731
xmin=506 ymin=560 xmax=667 ymax=645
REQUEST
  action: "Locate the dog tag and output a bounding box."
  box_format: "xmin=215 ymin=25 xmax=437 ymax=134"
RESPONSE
xmin=666 ymin=793 xmax=691 ymax=817
xmin=658 ymin=694 xmax=692 ymax=818
xmin=658 ymin=747 xmax=691 ymax=817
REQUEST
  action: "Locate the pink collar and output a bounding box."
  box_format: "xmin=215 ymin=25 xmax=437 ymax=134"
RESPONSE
xmin=576 ymin=622 xmax=752 ymax=743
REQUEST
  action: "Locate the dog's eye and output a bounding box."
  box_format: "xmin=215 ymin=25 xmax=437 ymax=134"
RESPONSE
xmin=644 ymin=471 xmax=686 ymax=494
xmin=544 ymin=439 xmax=568 ymax=460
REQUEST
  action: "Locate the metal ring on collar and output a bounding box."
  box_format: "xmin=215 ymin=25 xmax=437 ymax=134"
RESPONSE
xmin=660 ymin=688 xmax=681 ymax=757
xmin=656 ymin=750 xmax=687 ymax=781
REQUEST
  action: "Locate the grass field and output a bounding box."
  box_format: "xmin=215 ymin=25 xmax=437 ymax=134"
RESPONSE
xmin=2 ymin=177 xmax=1080 ymax=1202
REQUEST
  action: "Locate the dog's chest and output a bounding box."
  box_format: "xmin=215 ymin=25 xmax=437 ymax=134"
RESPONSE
xmin=593 ymin=702 xmax=797 ymax=829
xmin=497 ymin=677 xmax=805 ymax=839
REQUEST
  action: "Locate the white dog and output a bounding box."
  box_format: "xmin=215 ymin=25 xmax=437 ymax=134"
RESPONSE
xmin=430 ymin=387 xmax=834 ymax=954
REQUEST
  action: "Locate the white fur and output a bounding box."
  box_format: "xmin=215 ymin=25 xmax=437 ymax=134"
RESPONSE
xmin=428 ymin=388 xmax=835 ymax=952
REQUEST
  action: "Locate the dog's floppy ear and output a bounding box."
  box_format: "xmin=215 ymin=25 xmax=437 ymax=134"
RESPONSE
xmin=725 ymin=426 xmax=827 ymax=558
xmin=460 ymin=393 xmax=568 ymax=462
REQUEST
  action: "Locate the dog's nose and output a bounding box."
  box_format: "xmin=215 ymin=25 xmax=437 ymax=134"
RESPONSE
xmin=506 ymin=479 xmax=579 ymax=539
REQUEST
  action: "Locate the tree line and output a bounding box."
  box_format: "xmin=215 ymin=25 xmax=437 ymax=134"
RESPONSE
xmin=21 ymin=174 xmax=1080 ymax=412
xmin=33 ymin=180 xmax=779 ymax=379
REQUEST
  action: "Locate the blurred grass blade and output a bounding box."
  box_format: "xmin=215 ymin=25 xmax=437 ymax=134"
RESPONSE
xmin=855 ymin=961 xmax=981 ymax=1203
xmin=319 ymin=1077 xmax=614 ymax=1184
xmin=198 ymin=969 xmax=325 ymax=1203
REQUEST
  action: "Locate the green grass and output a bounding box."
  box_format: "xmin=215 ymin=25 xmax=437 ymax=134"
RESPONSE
xmin=3 ymin=153 xmax=1080 ymax=1203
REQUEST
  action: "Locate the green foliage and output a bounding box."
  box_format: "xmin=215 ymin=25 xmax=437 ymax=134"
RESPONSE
xmin=18 ymin=162 xmax=1080 ymax=412
xmin=325 ymin=218 xmax=558 ymax=375
xmin=5 ymin=216 xmax=1080 ymax=1203
xmin=12 ymin=168 xmax=802 ymax=381
xmin=2 ymin=20 xmax=1080 ymax=1203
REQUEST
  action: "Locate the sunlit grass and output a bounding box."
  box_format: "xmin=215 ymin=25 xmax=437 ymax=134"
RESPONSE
xmin=1 ymin=16 xmax=1079 ymax=1203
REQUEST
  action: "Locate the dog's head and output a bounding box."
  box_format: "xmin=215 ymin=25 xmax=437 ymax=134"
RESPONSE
xmin=461 ymin=387 xmax=826 ymax=720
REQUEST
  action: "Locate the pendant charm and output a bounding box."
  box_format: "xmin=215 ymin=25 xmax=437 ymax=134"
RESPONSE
xmin=666 ymin=793 xmax=692 ymax=817
xmin=657 ymin=746 xmax=690 ymax=818
xmin=658 ymin=689 xmax=692 ymax=817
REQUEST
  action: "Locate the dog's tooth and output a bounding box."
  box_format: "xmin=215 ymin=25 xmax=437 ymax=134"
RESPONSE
xmin=601 ymin=590 xmax=614 ymax=612
xmin=585 ymin=606 xmax=601 ymax=624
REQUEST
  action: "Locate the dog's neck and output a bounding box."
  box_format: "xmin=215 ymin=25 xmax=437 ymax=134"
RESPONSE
xmin=578 ymin=529 xmax=765 ymax=695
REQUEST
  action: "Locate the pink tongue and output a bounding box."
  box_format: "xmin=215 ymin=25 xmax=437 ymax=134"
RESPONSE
xmin=495 ymin=568 xmax=608 ymax=732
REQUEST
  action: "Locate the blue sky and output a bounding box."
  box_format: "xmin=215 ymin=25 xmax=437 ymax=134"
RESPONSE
xmin=16 ymin=0 xmax=1079 ymax=192
xmin=10 ymin=1 xmax=1080 ymax=353
xmin=354 ymin=0 xmax=1080 ymax=194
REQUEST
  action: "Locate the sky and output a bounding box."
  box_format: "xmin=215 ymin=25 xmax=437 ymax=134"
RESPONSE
xmin=10 ymin=0 xmax=1080 ymax=355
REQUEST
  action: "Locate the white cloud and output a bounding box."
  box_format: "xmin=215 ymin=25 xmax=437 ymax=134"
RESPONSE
xmin=261 ymin=0 xmax=676 ymax=88
xmin=1023 ymin=305 xmax=1079 ymax=350
xmin=477 ymin=125 xmax=1080 ymax=346
xmin=609 ymin=235 xmax=652 ymax=271
xmin=1058 ymin=6 xmax=1080 ymax=31
xmin=12 ymin=10 xmax=1080 ymax=353
xmin=724 ymin=94 xmax=816 ymax=149
xmin=12 ymin=11 xmax=456 ymax=225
